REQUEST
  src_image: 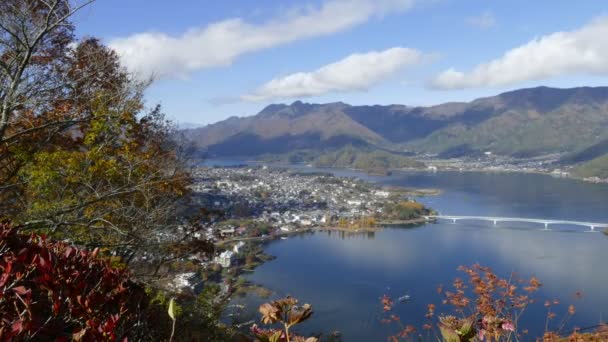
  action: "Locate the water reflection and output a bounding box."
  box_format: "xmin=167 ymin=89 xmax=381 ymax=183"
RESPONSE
xmin=323 ymin=229 xmax=377 ymax=240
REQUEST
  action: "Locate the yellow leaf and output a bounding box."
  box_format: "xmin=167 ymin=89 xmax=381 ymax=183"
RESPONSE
xmin=168 ymin=298 xmax=176 ymax=321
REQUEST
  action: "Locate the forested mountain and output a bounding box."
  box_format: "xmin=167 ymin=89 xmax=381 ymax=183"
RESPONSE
xmin=186 ymin=86 xmax=608 ymax=164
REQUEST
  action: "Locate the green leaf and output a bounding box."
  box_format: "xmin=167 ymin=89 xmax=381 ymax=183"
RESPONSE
xmin=439 ymin=325 xmax=461 ymax=342
xmin=268 ymin=331 xmax=283 ymax=342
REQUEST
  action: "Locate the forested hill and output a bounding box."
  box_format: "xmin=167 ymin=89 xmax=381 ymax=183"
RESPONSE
xmin=185 ymin=86 xmax=608 ymax=163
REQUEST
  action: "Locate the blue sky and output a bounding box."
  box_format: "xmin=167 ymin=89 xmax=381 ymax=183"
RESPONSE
xmin=73 ymin=0 xmax=608 ymax=125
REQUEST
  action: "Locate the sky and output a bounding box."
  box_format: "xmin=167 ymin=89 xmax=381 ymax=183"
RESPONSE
xmin=73 ymin=0 xmax=608 ymax=126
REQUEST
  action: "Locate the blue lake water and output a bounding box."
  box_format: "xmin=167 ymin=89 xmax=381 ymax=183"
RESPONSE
xmin=217 ymin=165 xmax=608 ymax=341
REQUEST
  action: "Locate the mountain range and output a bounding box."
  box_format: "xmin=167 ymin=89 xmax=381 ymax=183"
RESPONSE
xmin=184 ymin=86 xmax=608 ymax=168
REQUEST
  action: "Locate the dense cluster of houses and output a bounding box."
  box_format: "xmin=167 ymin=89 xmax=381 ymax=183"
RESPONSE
xmin=188 ymin=166 xmax=402 ymax=265
xmin=162 ymin=166 xmax=415 ymax=293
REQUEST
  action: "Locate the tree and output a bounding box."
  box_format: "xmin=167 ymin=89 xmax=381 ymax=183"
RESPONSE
xmin=0 ymin=1 xmax=212 ymax=277
xmin=0 ymin=0 xmax=78 ymax=137
xmin=0 ymin=2 xmax=221 ymax=339
xmin=0 ymin=0 xmax=95 ymax=215
xmin=17 ymin=94 xmax=195 ymax=265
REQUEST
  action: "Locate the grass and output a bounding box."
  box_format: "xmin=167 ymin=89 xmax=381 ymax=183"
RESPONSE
xmin=233 ymin=282 xmax=273 ymax=298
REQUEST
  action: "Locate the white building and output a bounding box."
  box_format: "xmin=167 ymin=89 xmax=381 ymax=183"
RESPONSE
xmin=170 ymin=272 xmax=196 ymax=292
xmin=220 ymin=227 xmax=235 ymax=237
xmin=233 ymin=241 xmax=245 ymax=254
xmin=299 ymin=218 xmax=313 ymax=226
xmin=374 ymin=190 xmax=390 ymax=198
xmin=215 ymin=250 xmax=235 ymax=268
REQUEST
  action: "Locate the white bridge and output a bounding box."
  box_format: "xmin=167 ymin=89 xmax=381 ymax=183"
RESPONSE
xmin=424 ymin=215 xmax=608 ymax=232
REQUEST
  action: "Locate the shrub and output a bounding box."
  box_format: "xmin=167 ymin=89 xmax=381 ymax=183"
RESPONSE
xmin=381 ymin=264 xmax=608 ymax=341
xmin=0 ymin=221 xmax=144 ymax=340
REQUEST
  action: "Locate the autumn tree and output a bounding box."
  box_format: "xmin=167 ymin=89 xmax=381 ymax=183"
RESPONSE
xmin=0 ymin=1 xmax=212 ymax=276
xmin=0 ymin=0 xmax=96 ymax=216
xmin=0 ymin=2 xmax=220 ymax=339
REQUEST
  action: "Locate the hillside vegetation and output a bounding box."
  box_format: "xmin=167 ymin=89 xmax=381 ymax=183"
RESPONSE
xmin=313 ymin=146 xmax=424 ymax=173
xmin=258 ymin=146 xmax=424 ymax=174
xmin=572 ymin=154 xmax=608 ymax=179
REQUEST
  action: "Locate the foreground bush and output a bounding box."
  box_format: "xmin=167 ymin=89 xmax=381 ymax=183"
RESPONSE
xmin=252 ymin=296 xmax=318 ymax=342
xmin=381 ymin=264 xmax=608 ymax=341
xmin=0 ymin=221 xmax=144 ymax=340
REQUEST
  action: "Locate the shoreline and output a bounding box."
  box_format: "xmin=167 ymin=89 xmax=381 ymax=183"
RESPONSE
xmin=202 ymin=157 xmax=608 ymax=185
xmin=391 ymin=165 xmax=608 ymax=184
xmin=378 ymin=217 xmax=432 ymax=225
xmin=221 ymin=218 xmax=431 ymax=304
xmin=218 ymin=217 xmax=432 ymax=246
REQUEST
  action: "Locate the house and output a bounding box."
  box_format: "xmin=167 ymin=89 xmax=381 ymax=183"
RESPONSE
xmin=220 ymin=227 xmax=235 ymax=237
xmin=205 ymin=228 xmax=215 ymax=239
xmin=215 ymin=250 xmax=235 ymax=268
xmin=374 ymin=190 xmax=390 ymax=198
xmin=299 ymin=218 xmax=313 ymax=226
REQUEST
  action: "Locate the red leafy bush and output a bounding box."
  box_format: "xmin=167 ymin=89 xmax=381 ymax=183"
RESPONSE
xmin=0 ymin=221 xmax=143 ymax=340
xmin=381 ymin=264 xmax=608 ymax=341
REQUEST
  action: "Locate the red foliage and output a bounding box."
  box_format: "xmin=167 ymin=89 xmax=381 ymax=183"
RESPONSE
xmin=0 ymin=221 xmax=143 ymax=340
xmin=381 ymin=264 xmax=608 ymax=341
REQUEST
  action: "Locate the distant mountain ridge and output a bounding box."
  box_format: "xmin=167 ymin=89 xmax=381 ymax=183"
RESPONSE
xmin=185 ymin=86 xmax=608 ymax=163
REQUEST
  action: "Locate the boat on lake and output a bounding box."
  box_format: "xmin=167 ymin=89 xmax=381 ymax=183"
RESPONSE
xmin=398 ymin=294 xmax=410 ymax=302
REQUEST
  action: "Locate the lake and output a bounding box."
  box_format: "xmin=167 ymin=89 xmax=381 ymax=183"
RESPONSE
xmin=220 ymin=166 xmax=608 ymax=341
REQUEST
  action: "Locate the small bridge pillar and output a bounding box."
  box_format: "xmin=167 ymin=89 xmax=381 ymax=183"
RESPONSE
xmin=590 ymin=226 xmax=595 ymax=231
xmin=493 ymin=220 xmax=497 ymax=225
xmin=544 ymin=222 xmax=549 ymax=230
xmin=452 ymin=218 xmax=456 ymax=224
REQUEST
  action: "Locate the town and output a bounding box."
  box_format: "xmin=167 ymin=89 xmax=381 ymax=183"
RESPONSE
xmin=160 ymin=165 xmax=433 ymax=294
xmin=415 ymin=152 xmax=608 ymax=183
xmin=190 ymin=165 xmax=433 ymax=241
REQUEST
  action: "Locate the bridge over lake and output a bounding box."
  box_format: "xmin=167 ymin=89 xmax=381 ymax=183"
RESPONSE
xmin=424 ymin=215 xmax=608 ymax=232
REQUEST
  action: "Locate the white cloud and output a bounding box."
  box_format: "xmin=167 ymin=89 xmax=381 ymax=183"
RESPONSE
xmin=433 ymin=17 xmax=608 ymax=89
xmin=109 ymin=0 xmax=415 ymax=79
xmin=466 ymin=10 xmax=496 ymax=29
xmin=241 ymin=47 xmax=430 ymax=101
